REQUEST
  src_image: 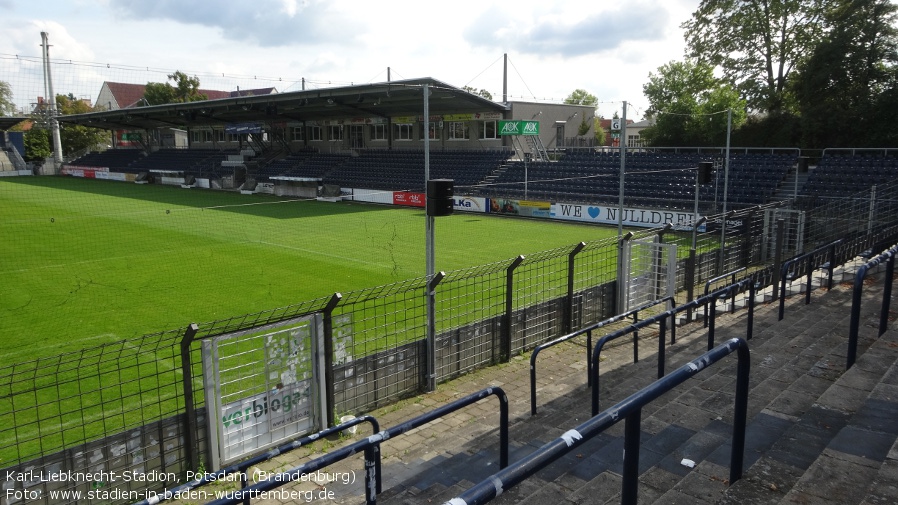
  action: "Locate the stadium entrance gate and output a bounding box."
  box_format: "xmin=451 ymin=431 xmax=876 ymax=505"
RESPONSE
xmin=762 ymin=208 xmax=806 ymax=261
xmin=202 ymin=314 xmax=327 ymax=468
xmin=619 ymin=235 xmax=677 ymax=313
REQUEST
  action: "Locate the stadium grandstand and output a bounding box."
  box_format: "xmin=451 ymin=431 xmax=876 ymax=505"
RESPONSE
xmin=37 ymin=77 xmax=893 ymax=215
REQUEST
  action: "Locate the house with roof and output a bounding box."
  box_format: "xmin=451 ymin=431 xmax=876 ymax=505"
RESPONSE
xmin=95 ymin=82 xmax=277 ymax=111
xmin=94 ymin=82 xmax=277 ymax=147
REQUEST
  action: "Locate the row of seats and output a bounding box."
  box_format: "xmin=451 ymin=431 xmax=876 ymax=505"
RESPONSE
xmin=803 ymin=154 xmax=898 ymax=197
xmin=66 ymin=148 xmax=898 ymax=210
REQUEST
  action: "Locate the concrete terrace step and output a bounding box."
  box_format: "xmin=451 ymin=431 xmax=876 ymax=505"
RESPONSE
xmin=717 ymin=329 xmax=898 ymax=505
xmin=225 ymin=273 xmax=895 ymax=505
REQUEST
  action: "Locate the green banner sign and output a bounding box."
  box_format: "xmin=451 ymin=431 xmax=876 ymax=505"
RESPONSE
xmin=499 ymin=120 xmax=540 ymax=136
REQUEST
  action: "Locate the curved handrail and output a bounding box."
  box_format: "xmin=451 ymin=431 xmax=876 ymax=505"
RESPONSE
xmin=778 ymin=239 xmax=842 ymax=320
xmin=703 ymin=267 xmax=746 ymax=327
xmin=591 ymin=279 xmax=757 ymax=415
xmin=202 ymin=387 xmax=508 ymax=505
xmin=529 ymin=296 xmax=673 ymax=415
xmin=132 ymin=415 xmax=381 ymax=505
xmin=847 ymin=242 xmax=898 ymax=369
xmin=445 ymin=338 xmax=751 ymax=505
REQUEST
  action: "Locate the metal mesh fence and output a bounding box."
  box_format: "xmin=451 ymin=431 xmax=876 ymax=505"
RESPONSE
xmin=434 ymin=260 xmax=509 ymax=381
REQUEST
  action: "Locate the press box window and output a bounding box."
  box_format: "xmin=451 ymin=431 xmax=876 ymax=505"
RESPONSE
xmin=449 ymin=122 xmax=468 ymax=140
xmin=394 ymin=123 xmax=414 ymax=141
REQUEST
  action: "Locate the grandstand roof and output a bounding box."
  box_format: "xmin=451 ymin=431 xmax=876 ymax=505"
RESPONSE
xmin=0 ymin=117 xmax=28 ymax=130
xmin=59 ymin=78 xmax=507 ymax=131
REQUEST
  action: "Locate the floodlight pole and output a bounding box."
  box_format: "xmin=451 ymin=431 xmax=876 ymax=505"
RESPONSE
xmin=718 ymin=108 xmax=732 ymax=273
xmin=617 ymin=101 xmax=627 ymax=237
xmin=424 ymin=83 xmax=437 ymax=392
xmin=41 ymin=32 xmax=63 ymax=166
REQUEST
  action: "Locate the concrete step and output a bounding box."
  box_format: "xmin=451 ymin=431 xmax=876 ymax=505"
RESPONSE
xmin=714 ymin=329 xmax=898 ymax=504
xmin=318 ymin=273 xmax=896 ymax=504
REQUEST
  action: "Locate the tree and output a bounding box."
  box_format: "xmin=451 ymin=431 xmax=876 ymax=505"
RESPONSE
xmin=461 ymin=86 xmax=493 ymax=100
xmin=792 ymin=0 xmax=898 ymax=147
xmin=682 ymin=0 xmax=827 ymax=112
xmin=143 ymin=71 xmax=208 ymax=105
xmin=641 ymin=60 xmax=747 ymax=146
xmin=593 ymin=118 xmax=607 ymax=145
xmin=577 ymin=116 xmax=590 ymax=136
xmin=564 ymin=89 xmax=598 ymax=106
xmin=56 ymin=94 xmax=108 ymax=157
xmin=23 ymin=128 xmax=51 ymax=162
xmin=0 ymin=80 xmax=15 ymax=116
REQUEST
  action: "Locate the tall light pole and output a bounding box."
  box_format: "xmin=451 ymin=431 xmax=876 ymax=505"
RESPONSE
xmin=617 ymin=101 xmax=627 ymax=237
xmin=41 ymin=32 xmax=63 ymax=166
xmin=718 ymin=108 xmax=732 ymax=273
xmin=423 ymin=83 xmax=437 ymax=392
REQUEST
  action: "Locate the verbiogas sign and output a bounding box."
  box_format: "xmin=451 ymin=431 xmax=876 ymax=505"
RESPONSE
xmin=550 ymin=203 xmax=705 ymax=230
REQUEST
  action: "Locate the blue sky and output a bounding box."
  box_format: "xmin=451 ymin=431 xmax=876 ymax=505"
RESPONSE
xmin=0 ymin=0 xmax=698 ymax=119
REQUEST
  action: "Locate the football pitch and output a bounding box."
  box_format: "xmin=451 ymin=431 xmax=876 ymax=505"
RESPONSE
xmin=0 ymin=176 xmax=621 ymax=366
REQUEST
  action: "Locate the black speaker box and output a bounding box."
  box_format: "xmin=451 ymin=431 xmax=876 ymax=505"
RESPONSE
xmin=426 ymin=179 xmax=454 ymax=217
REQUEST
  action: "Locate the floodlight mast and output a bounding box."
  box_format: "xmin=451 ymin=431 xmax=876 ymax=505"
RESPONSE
xmin=41 ymin=32 xmax=63 ymax=165
xmin=617 ymin=101 xmax=627 ymax=237
xmin=424 ymin=83 xmax=436 ymax=392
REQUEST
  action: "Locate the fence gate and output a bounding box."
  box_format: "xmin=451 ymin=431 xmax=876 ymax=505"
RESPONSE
xmin=762 ymin=208 xmax=806 ymax=261
xmin=619 ymin=235 xmax=677 ymax=312
xmin=202 ymin=314 xmax=327 ymax=468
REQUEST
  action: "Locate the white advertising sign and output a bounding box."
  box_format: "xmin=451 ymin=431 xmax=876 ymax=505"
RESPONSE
xmin=551 ymin=203 xmax=704 ymax=230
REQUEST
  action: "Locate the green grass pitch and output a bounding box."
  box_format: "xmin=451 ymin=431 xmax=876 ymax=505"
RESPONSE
xmin=0 ymin=176 xmax=621 ymax=366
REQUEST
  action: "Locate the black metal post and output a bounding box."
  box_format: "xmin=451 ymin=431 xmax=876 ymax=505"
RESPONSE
xmin=747 ymin=282 xmax=756 ymax=340
xmin=180 ymin=323 xmax=200 ymax=473
xmin=880 ymin=252 xmax=894 ymax=336
xmin=658 ymin=316 xmax=666 ymax=378
xmin=322 ymin=293 xmax=342 ymax=427
xmin=565 ymin=243 xmax=586 ymax=334
xmin=504 ymin=256 xmax=525 ymax=362
xmin=805 ymin=255 xmax=814 ymax=305
xmin=621 ymin=409 xmax=642 ymax=505
xmin=686 ymin=248 xmax=696 ymax=323
xmin=773 ymin=218 xmax=785 ymax=303
xmin=586 ymin=329 xmax=593 ymax=387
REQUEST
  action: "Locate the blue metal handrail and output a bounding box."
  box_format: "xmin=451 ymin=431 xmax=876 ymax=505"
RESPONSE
xmin=444 ymin=338 xmax=751 ymax=505
xmin=591 ymin=279 xmax=756 ymax=415
xmin=202 ymin=387 xmax=508 ymax=505
xmin=530 ymin=296 xmax=674 ymax=415
xmin=132 ymin=415 xmax=381 ymax=505
xmin=847 ymin=242 xmax=898 ymax=369
xmin=778 ymin=239 xmax=842 ymax=320
xmin=703 ymin=267 xmax=746 ymax=326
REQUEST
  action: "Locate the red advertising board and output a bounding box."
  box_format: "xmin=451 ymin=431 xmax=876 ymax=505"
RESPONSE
xmin=393 ymin=191 xmax=426 ymax=207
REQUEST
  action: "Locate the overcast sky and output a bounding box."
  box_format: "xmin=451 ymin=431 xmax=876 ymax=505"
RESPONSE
xmin=1 ymin=0 xmax=699 ymax=120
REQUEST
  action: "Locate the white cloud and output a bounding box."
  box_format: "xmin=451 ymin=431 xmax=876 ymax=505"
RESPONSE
xmin=0 ymin=0 xmax=696 ymax=117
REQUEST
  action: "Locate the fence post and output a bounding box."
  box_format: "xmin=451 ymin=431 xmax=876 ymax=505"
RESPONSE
xmin=881 ymin=252 xmax=895 ymax=336
xmin=565 ymin=243 xmax=586 ymax=334
xmin=617 ymin=232 xmax=634 ymax=313
xmin=426 ymin=272 xmax=446 ymax=392
xmin=180 ymin=323 xmax=200 ymax=473
xmin=322 ymin=293 xmax=343 ymax=427
xmin=621 ymin=409 xmax=642 ymax=505
xmin=685 ymin=248 xmax=696 ymax=323
xmin=503 ymin=256 xmax=525 ymax=362
xmin=772 ymin=219 xmax=785 ymax=302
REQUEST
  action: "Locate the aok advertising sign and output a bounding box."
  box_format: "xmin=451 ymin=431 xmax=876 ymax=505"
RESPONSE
xmin=498 ymin=120 xmax=540 ymax=136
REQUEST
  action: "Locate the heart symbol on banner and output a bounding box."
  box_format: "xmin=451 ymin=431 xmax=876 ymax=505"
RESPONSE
xmin=587 ymin=207 xmax=600 ymax=219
